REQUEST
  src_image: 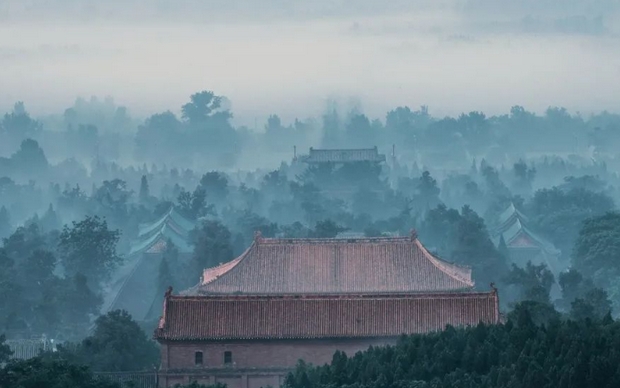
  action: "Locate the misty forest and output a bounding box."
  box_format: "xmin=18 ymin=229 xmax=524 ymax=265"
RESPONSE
xmin=2 ymin=1 xmax=620 ymax=388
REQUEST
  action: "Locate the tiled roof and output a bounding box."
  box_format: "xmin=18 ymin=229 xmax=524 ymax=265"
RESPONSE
xmin=102 ymin=207 xmax=196 ymax=321
xmin=495 ymin=203 xmax=529 ymax=232
xmin=186 ymin=235 xmax=473 ymax=295
xmin=492 ymin=210 xmax=560 ymax=256
xmin=155 ymin=292 xmax=500 ymax=341
xmin=299 ymin=147 xmax=386 ymax=164
xmin=129 ymin=207 xmax=196 ymax=255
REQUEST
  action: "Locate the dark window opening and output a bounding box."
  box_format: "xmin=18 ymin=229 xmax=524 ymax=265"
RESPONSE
xmin=195 ymin=351 xmax=203 ymax=365
xmin=224 ymin=351 xmax=232 ymax=364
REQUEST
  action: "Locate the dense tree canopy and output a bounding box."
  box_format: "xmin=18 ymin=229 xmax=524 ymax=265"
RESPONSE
xmin=58 ymin=216 xmax=122 ymax=290
xmin=284 ymin=304 xmax=620 ymax=388
xmin=53 ymin=310 xmax=159 ymax=372
xmin=0 ymin=358 xmax=120 ymax=388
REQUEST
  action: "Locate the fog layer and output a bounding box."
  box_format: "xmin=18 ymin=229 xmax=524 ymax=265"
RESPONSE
xmin=1 ymin=0 xmax=619 ymax=125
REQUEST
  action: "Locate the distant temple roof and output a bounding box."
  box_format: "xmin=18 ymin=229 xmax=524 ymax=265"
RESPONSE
xmin=155 ymin=292 xmax=500 ymax=341
xmin=299 ymin=147 xmax=386 ymax=164
xmin=129 ymin=207 xmax=195 ymax=256
xmin=492 ymin=204 xmax=559 ymax=256
xmin=102 ymin=207 xmax=196 ymax=321
xmin=185 ymin=233 xmax=474 ymax=296
xmin=495 ymin=203 xmax=530 ymax=233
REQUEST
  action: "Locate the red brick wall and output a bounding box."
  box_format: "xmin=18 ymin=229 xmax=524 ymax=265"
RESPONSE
xmin=164 ymin=338 xmax=394 ymax=370
xmin=159 ymin=338 xmax=396 ymax=388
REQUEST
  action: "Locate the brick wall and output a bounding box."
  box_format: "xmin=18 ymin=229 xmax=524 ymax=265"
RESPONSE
xmin=159 ymin=338 xmax=396 ymax=388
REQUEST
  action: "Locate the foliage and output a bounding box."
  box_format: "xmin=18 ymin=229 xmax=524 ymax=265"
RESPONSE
xmin=10 ymin=138 xmax=48 ymax=175
xmin=55 ymin=310 xmax=159 ymax=372
xmin=422 ymin=205 xmax=507 ymax=289
xmin=528 ymin=188 xmax=615 ymax=256
xmin=139 ymin=175 xmax=150 ymax=203
xmin=177 ymin=187 xmax=213 ymax=220
xmin=415 ymin=171 xmax=441 ymax=210
xmin=0 ymin=333 xmax=12 ymax=363
xmin=0 ymin=223 xmax=102 ymax=338
xmin=0 ymin=206 xmax=10 ymax=239
xmin=570 ymin=288 xmax=612 ymax=321
xmin=0 ymin=358 xmax=120 ymax=388
xmin=573 ymin=212 xmax=620 ymax=284
xmin=182 ymin=91 xmax=231 ymax=125
xmin=505 ymin=261 xmax=555 ymax=304
xmin=284 ymin=305 xmax=620 ymax=388
xmin=311 ymin=220 xmax=347 ymax=238
xmin=191 ymin=220 xmax=233 ymax=273
xmin=199 ymin=172 xmax=229 ymax=204
xmin=58 ymin=216 xmax=122 ymax=289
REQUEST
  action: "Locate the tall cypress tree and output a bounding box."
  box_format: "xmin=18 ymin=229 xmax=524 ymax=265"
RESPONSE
xmin=139 ymin=175 xmax=150 ymax=203
xmin=0 ymin=206 xmax=12 ymax=239
xmin=498 ymin=234 xmax=511 ymax=262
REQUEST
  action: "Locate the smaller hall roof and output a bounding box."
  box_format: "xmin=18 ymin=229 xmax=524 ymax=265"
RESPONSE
xmin=129 ymin=207 xmax=196 ymax=255
xmin=299 ymin=147 xmax=386 ymax=164
xmin=492 ymin=204 xmax=560 ymax=256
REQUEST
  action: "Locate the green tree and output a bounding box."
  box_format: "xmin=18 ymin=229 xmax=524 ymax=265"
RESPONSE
xmin=191 ymin=220 xmax=233 ymax=273
xmin=58 ymin=216 xmax=121 ymax=289
xmin=139 ymin=175 xmax=150 ymax=203
xmin=573 ymin=212 xmax=620 ymax=284
xmin=59 ymin=274 xmax=103 ymax=339
xmin=422 ymin=205 xmax=507 ymax=290
xmin=93 ymin=179 xmax=133 ymax=224
xmin=416 ymin=171 xmax=441 ymax=210
xmin=2 ymin=102 xmax=41 ymax=140
xmin=505 ymin=262 xmax=555 ymax=304
xmin=528 ymin=188 xmax=615 ymax=255
xmin=181 ymin=90 xmax=231 ymax=125
xmin=10 ymin=139 xmax=48 ymax=173
xmin=0 ymin=206 xmax=11 ymax=239
xmin=200 ymin=172 xmax=229 ymax=204
xmin=281 ymin=222 xmax=311 ymax=238
xmin=60 ymin=310 xmax=159 ymax=372
xmin=177 ymin=187 xmax=213 ymax=220
xmin=452 ymin=206 xmax=508 ymax=289
xmin=0 ymin=358 xmax=119 ymax=388
xmin=311 ymin=220 xmax=347 ymax=238
xmin=39 ymin=204 xmax=61 ymax=232
xmin=0 ymin=333 xmax=12 ymax=363
xmin=570 ymin=288 xmax=612 ymax=321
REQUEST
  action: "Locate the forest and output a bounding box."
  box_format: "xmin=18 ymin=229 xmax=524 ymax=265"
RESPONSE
xmin=1 ymin=89 xmax=620 ymax=386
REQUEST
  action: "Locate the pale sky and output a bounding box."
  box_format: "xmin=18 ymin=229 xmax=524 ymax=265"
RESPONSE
xmin=0 ymin=0 xmax=619 ymax=126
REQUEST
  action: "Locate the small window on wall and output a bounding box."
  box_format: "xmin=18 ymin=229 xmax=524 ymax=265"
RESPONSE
xmin=224 ymin=351 xmax=232 ymax=364
xmin=195 ymin=351 xmax=203 ymax=365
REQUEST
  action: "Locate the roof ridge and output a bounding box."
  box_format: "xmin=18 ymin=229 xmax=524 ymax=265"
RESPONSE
xmin=310 ymin=147 xmax=379 ymax=151
xmin=169 ymin=290 xmax=496 ymax=301
xmin=257 ymin=236 xmax=411 ymax=244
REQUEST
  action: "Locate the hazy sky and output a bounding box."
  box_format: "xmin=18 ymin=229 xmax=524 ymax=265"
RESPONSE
xmin=1 ymin=0 xmax=619 ymax=126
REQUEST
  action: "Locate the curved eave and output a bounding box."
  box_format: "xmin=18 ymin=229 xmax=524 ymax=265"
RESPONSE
xmin=201 ymin=242 xmax=255 ymax=284
xmin=414 ymin=239 xmax=474 ymax=288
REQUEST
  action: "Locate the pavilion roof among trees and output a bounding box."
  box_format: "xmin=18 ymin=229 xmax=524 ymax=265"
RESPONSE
xmin=128 ymin=207 xmax=195 ymax=256
xmin=184 ymin=232 xmax=474 ymax=296
xmin=299 ymin=147 xmax=386 ymax=164
xmin=102 ymin=207 xmax=196 ymax=321
xmin=491 ymin=203 xmax=560 ymax=268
